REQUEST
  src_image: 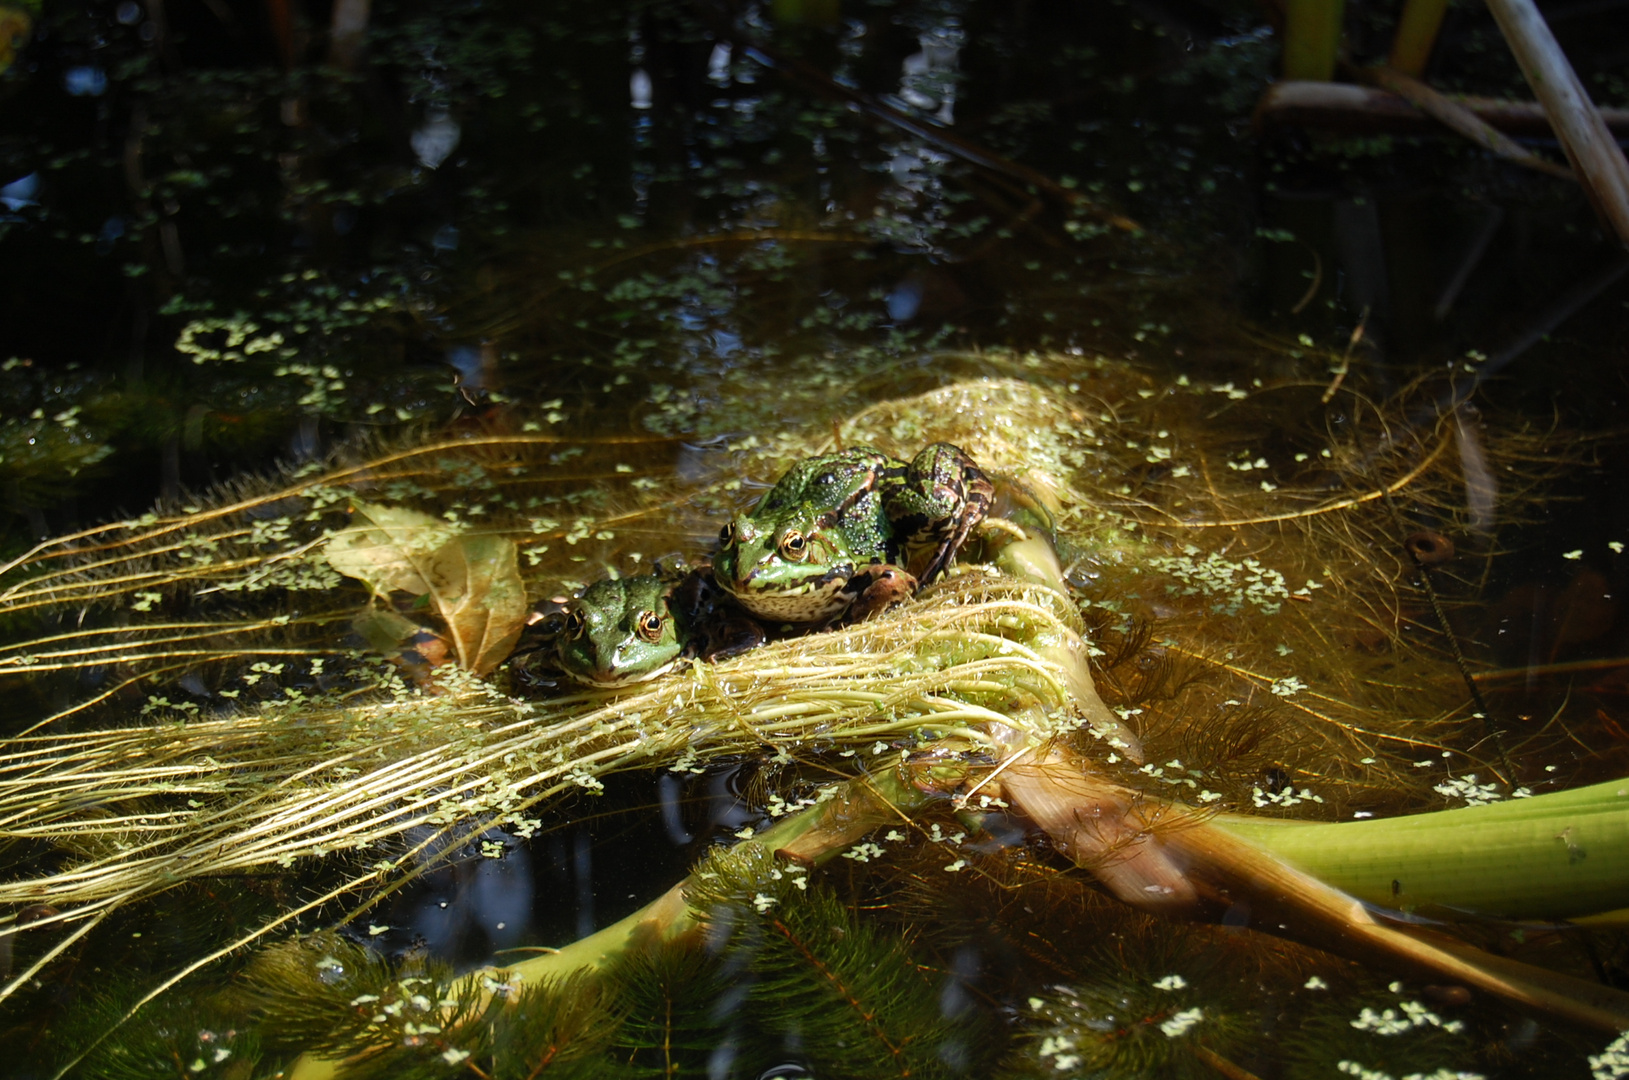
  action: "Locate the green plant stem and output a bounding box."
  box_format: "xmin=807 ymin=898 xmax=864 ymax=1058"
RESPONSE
xmin=288 ymin=765 xmax=936 ymax=1080
xmin=506 ymin=764 xmax=933 ymax=983
xmin=290 ymin=519 xmax=1629 ymax=1078
xmin=1387 ymin=0 xmax=1450 ymax=76
xmin=989 ymin=512 xmax=1629 ymax=923
xmin=1166 ymin=803 xmax=1629 ymax=1031
xmin=1213 ymin=777 xmax=1629 ymax=920
xmin=988 ymin=524 xmax=1139 ymax=754
xmin=986 ymin=519 xmax=1629 ymax=1028
xmin=1282 ymin=0 xmax=1345 ymax=81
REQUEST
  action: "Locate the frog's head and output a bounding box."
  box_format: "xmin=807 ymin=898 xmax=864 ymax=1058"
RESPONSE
xmin=549 ymin=575 xmax=684 ymax=686
xmin=714 ymin=509 xmax=858 ymax=622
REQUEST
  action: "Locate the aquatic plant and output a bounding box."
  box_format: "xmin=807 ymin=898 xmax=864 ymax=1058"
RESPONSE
xmin=1 ymin=363 xmax=1624 ymax=1077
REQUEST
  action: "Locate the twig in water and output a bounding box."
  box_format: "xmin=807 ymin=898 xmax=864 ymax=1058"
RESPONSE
xmin=1359 ymin=66 xmax=1574 ymax=181
xmin=1380 ymin=486 xmax=1511 ymax=782
xmin=1321 ymin=306 xmax=1370 ymax=404
xmin=1483 ymin=0 xmax=1629 ymax=244
xmin=1290 ymin=242 xmax=1323 ymax=315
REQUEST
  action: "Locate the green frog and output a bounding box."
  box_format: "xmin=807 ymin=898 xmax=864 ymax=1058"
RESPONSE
xmin=513 ymin=566 xmax=763 ymax=687
xmin=714 ymin=443 xmax=992 ymax=623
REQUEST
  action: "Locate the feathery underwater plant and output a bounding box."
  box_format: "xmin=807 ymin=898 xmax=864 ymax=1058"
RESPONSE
xmin=2 ymin=360 xmax=1627 ymax=1076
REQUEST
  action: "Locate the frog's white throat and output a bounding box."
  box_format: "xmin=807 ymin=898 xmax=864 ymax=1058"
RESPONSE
xmin=572 ymin=657 xmax=680 ymax=687
xmin=725 ymin=570 xmax=852 ymax=623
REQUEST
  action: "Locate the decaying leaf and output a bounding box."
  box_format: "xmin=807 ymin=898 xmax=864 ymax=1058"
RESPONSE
xmin=426 ymin=534 xmax=528 ymax=674
xmin=326 ymin=502 xmax=526 ymax=674
xmin=350 ymin=607 xmax=426 ymax=656
xmin=323 ymin=502 xmax=455 ymax=597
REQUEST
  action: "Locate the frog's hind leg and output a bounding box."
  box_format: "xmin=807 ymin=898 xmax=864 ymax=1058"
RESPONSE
xmin=891 ymin=443 xmax=994 ymax=583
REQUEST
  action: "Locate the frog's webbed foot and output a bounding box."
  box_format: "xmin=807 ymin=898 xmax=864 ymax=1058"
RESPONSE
xmin=888 ymin=443 xmax=994 ymax=584
xmin=841 ymin=564 xmax=918 ymax=623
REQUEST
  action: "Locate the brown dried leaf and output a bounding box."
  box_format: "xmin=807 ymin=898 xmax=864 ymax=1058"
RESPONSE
xmin=323 ymin=502 xmax=455 ymax=596
xmin=425 ymin=533 xmax=528 ymax=674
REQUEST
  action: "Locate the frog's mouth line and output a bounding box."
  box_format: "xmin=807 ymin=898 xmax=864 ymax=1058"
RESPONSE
xmin=722 ymin=565 xmax=856 ymax=621
xmin=568 ymin=658 xmax=679 ymax=687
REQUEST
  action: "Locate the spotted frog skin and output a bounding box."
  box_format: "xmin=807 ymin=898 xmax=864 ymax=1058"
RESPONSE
xmin=514 ymin=567 xmax=763 ymax=687
xmin=714 ymin=443 xmax=992 ymax=623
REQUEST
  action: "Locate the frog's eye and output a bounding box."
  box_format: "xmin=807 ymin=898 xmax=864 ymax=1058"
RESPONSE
xmin=777 ymin=530 xmax=809 ymax=561
xmin=718 ymin=521 xmax=735 ymax=545
xmin=635 ymin=610 xmax=666 ymax=642
xmin=563 ymin=607 xmax=587 ymax=639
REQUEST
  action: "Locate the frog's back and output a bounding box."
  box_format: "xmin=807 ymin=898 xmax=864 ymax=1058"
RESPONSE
xmin=755 ymin=446 xmax=902 ymax=519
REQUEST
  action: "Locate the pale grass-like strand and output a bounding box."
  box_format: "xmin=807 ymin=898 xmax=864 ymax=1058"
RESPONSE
xmin=0 ymin=575 xmax=1080 ymax=940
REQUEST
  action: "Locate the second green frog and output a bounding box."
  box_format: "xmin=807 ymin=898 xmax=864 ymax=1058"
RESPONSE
xmin=714 ymin=443 xmax=993 ymax=623
xmin=515 ymin=566 xmax=763 ymax=687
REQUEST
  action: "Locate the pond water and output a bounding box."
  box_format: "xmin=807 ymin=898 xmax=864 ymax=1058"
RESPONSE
xmin=2 ymin=1 xmax=1629 ymax=1078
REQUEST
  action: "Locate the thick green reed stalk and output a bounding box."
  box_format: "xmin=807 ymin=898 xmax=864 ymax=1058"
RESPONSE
xmin=1215 ymin=777 xmax=1629 ymax=921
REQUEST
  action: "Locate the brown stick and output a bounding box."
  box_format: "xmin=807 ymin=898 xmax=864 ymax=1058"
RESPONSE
xmin=1482 ymin=0 xmax=1629 ymax=246
xmin=1256 ymin=81 xmax=1629 ymax=137
xmin=1360 ymin=66 xmax=1574 ymax=181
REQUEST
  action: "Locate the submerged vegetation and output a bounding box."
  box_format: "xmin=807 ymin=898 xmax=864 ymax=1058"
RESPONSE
xmin=3 ymin=0 xmax=1629 ymax=1076
xmin=2 ymin=364 xmax=1627 ymax=1077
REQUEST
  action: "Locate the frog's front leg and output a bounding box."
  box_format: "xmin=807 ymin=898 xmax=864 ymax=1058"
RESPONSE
xmin=840 ymin=564 xmax=918 ymax=623
xmin=884 ymin=442 xmax=994 ymax=583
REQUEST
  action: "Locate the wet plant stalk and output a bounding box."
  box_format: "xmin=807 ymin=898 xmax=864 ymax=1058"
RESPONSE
xmin=1282 ymin=0 xmax=1345 ymax=81
xmin=984 ymin=524 xmax=1629 ymax=1030
xmin=1387 ymin=0 xmax=1450 ymax=76
xmin=1212 ymin=777 xmax=1629 ymax=919
xmin=1483 ymin=0 xmax=1629 ymax=244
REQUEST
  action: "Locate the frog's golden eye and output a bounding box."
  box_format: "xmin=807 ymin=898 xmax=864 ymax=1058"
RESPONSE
xmin=777 ymin=530 xmax=809 ymax=561
xmin=563 ymin=607 xmax=587 ymax=640
xmin=719 ymin=521 xmax=735 ymax=545
xmin=635 ymin=610 xmax=665 ymax=642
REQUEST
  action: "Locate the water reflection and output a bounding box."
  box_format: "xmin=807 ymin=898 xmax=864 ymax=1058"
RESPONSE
xmin=631 ymin=66 xmax=654 ymax=110
xmin=405 ymin=831 xmax=534 ymax=965
xmin=0 ymin=171 xmax=36 ymax=212
xmin=897 ymin=23 xmax=963 ymax=124
xmin=709 ymin=41 xmax=733 ymax=87
xmin=61 ymin=65 xmax=106 ymax=97
xmin=411 ymin=109 xmax=461 ymax=169
xmin=1 ymin=0 xmax=1628 ymax=1074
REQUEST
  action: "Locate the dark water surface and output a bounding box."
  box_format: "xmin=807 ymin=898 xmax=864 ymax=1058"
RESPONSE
xmin=2 ymin=1 xmax=1629 ymax=1077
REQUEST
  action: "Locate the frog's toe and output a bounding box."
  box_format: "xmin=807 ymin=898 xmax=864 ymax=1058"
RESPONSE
xmin=914 ymin=503 xmax=992 ymax=583
xmin=845 ymin=565 xmax=918 ymax=622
